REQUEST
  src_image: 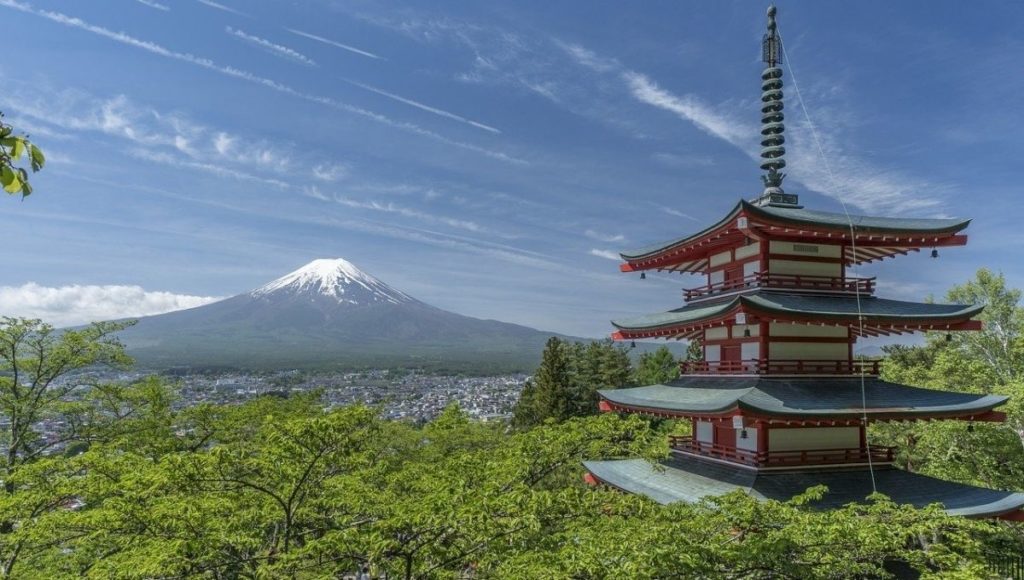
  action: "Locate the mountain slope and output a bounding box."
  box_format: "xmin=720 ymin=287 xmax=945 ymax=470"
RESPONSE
xmin=116 ymin=259 xmax=572 ymax=371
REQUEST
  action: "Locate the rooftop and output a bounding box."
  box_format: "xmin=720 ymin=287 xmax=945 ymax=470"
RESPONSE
xmin=598 ymin=376 xmax=1007 ymax=420
xmin=583 ymin=456 xmax=1024 ymax=518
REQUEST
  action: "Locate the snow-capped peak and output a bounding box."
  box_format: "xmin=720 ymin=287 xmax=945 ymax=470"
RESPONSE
xmin=251 ymin=258 xmax=413 ymax=305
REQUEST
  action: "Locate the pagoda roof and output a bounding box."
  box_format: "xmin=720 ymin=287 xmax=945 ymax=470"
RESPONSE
xmin=598 ymin=376 xmax=1007 ymax=420
xmin=620 ymin=200 xmax=970 ymax=272
xmin=611 ymin=291 xmax=982 ymax=339
xmin=583 ymin=457 xmax=1024 ymax=518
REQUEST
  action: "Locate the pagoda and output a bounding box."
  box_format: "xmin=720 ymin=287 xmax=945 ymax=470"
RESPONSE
xmin=583 ymin=6 xmax=1024 ymax=520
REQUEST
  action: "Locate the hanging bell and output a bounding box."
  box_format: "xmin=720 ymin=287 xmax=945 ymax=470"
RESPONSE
xmin=931 ymin=248 xmax=939 ymax=259
xmin=740 ymin=429 xmax=749 ymax=439
xmin=630 ymin=341 xmax=637 ymax=349
xmin=967 ymin=423 xmax=975 ymax=433
xmin=946 ymin=332 xmax=952 ymax=342
xmin=744 ymin=328 xmax=751 ymax=338
xmin=640 ymin=272 xmax=646 ymax=280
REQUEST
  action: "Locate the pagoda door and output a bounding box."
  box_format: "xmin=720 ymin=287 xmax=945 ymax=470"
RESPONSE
xmin=714 ymin=424 xmax=736 ymax=451
xmin=724 ymin=265 xmax=745 ymax=291
xmin=721 ymin=344 xmax=741 ymax=372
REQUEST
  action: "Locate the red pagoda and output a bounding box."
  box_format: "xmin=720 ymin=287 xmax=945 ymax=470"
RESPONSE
xmin=583 ymin=6 xmax=1024 ymax=520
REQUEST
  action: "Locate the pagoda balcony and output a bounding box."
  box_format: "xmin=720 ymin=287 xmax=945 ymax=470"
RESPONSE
xmin=668 ymin=435 xmax=896 ymax=469
xmin=679 ymin=358 xmax=882 ymax=376
xmin=682 ymin=272 xmax=875 ymax=302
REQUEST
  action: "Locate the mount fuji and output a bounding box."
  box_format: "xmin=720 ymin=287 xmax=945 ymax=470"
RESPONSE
xmin=114 ymin=259 xmax=571 ymax=371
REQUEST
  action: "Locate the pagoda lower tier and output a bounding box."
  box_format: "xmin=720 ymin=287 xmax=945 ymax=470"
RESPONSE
xmin=584 ymin=376 xmax=1024 ymax=519
xmin=584 ymin=456 xmax=1024 ymax=519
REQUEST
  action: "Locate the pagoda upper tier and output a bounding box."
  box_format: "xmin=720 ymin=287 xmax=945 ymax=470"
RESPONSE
xmin=619 ymin=199 xmax=969 ymax=274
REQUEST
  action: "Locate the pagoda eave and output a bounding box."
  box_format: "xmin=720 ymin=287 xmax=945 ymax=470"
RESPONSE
xmin=619 ymin=201 xmax=971 ymax=273
xmin=582 ymin=458 xmax=1024 ymax=519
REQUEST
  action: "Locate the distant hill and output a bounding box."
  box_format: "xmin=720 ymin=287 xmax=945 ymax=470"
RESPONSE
xmin=114 ymin=258 xmax=585 ymax=373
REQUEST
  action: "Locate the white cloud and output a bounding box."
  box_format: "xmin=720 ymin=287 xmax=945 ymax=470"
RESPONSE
xmin=345 ymin=79 xmax=501 ymax=134
xmin=195 ymin=0 xmax=247 ymax=16
xmin=589 ymin=249 xmax=621 ymax=261
xmin=285 ymin=28 xmax=382 ymax=60
xmin=623 ymin=68 xmax=945 ymax=215
xmin=335 ymin=196 xmax=484 ymax=233
xmin=0 ymin=282 xmax=221 ymax=327
xmin=584 ymin=229 xmax=624 ymax=243
xmin=0 ymin=1 xmax=524 ymax=165
xmin=226 ymin=26 xmax=316 ymax=67
xmin=312 ymin=163 xmax=349 ymax=182
xmin=136 ymin=0 xmax=169 ymax=11
xmin=130 ymin=149 xmax=290 ymax=188
xmin=654 ymin=204 xmax=698 ymax=221
xmin=558 ymin=41 xmax=618 ymax=73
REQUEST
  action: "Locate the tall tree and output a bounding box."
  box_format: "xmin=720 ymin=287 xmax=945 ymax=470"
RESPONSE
xmin=634 ymin=345 xmax=679 ymax=386
xmin=0 ymin=113 xmax=45 ymax=199
xmin=513 ymin=337 xmax=573 ymax=426
xmin=0 ymin=317 xmax=131 ymax=576
xmin=946 ymin=268 xmax=1024 ymax=385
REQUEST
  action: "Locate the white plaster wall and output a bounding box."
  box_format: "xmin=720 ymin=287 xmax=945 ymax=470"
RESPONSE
xmin=737 ymin=427 xmax=758 ymax=452
xmin=696 ymin=421 xmax=714 ymax=443
xmin=705 ymin=344 xmax=721 ymax=362
xmin=768 ymin=427 xmax=860 ymax=451
xmin=735 ymin=242 xmax=761 ymax=260
xmin=706 ymin=327 xmax=729 ymax=340
xmin=709 ymin=250 xmax=732 ymax=268
xmin=769 ymin=241 xmax=841 ymax=258
xmin=770 ymin=323 xmax=848 ymax=338
xmin=768 ymin=259 xmax=841 ymax=277
xmin=769 ymin=342 xmax=847 ymax=360
xmin=709 ymin=269 xmax=725 ymax=286
xmin=743 ymin=261 xmax=760 ymax=277
xmin=741 ymin=342 xmax=760 ymax=361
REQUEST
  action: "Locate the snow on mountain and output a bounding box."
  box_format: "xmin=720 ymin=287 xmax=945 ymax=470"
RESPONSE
xmin=251 ymin=258 xmax=413 ymax=305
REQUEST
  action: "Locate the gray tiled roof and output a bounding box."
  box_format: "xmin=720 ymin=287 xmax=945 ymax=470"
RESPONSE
xmin=598 ymin=376 xmax=1007 ymax=418
xmin=583 ymin=457 xmax=1024 ymax=517
xmin=611 ymin=290 xmax=983 ymax=330
xmin=620 ymin=200 xmax=970 ymax=260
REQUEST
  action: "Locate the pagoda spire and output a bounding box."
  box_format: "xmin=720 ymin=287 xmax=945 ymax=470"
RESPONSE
xmin=755 ymin=5 xmax=796 ymax=207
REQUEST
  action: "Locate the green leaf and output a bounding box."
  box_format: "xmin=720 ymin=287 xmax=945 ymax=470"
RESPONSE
xmin=21 ymin=181 xmax=32 ymax=197
xmin=29 ymin=144 xmax=45 ymax=171
xmin=1 ymin=166 xmax=22 ymax=193
xmin=4 ymin=136 xmax=25 ymax=160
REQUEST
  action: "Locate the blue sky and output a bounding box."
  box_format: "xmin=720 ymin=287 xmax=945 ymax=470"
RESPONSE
xmin=1 ymin=0 xmax=1023 ymax=338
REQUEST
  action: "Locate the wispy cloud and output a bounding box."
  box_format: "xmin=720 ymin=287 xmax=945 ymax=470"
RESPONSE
xmin=334 ymin=196 xmax=484 ymax=233
xmin=195 ymin=0 xmax=247 ymax=17
xmin=312 ymin=163 xmax=348 ymax=182
xmin=285 ymin=28 xmax=382 ymax=60
xmin=136 ymin=0 xmax=169 ymax=11
xmin=589 ymin=249 xmax=621 ymax=261
xmin=623 ymin=69 xmax=945 ymax=214
xmin=226 ymin=26 xmax=316 ymax=67
xmin=584 ymin=229 xmax=624 ymax=243
xmin=654 ymin=204 xmax=698 ymax=221
xmin=0 ymin=1 xmax=524 ymax=165
xmin=0 ymin=282 xmax=221 ymax=327
xmin=345 ymin=79 xmax=501 ymax=134
xmin=130 ymin=149 xmax=291 ymax=188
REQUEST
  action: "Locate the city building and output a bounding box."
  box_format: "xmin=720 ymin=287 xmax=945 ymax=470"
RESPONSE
xmin=583 ymin=6 xmax=1024 ymax=520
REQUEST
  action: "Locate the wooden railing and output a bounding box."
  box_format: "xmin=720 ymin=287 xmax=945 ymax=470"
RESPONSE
xmin=668 ymin=435 xmax=895 ymax=468
xmin=683 ymin=272 xmax=875 ymax=301
xmin=679 ymin=359 xmax=882 ymax=376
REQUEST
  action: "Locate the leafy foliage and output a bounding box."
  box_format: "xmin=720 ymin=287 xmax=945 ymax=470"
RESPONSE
xmin=0 ymin=113 xmax=44 ymax=199
xmin=633 ymin=345 xmax=679 ymax=386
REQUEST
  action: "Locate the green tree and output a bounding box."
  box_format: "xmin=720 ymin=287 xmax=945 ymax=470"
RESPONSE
xmin=946 ymin=268 xmax=1024 ymax=385
xmin=634 ymin=345 xmax=679 ymax=385
xmin=0 ymin=317 xmax=131 ymax=576
xmin=514 ymin=338 xmax=633 ymax=427
xmin=0 ymin=113 xmax=45 ymax=198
